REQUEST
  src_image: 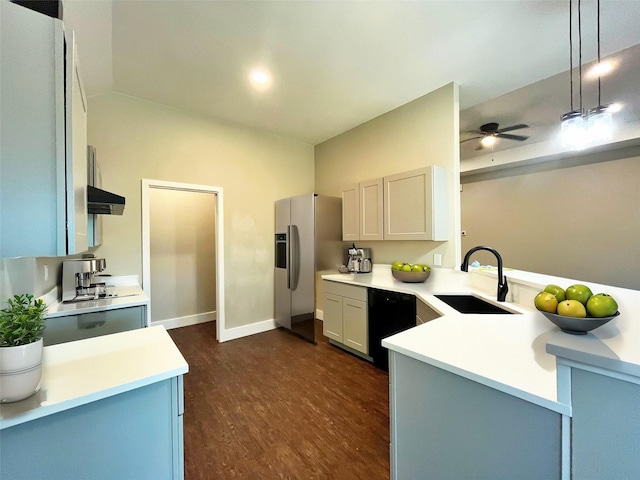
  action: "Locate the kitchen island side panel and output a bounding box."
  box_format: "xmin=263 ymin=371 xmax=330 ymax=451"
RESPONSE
xmin=0 ymin=377 xmax=183 ymax=480
xmin=390 ymin=351 xmax=561 ymax=480
xmin=571 ymin=368 xmax=640 ymax=479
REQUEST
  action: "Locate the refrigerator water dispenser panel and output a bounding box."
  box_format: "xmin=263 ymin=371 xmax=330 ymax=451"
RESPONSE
xmin=275 ymin=233 xmax=287 ymax=269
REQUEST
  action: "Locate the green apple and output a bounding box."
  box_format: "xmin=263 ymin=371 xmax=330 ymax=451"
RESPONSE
xmin=534 ymin=291 xmax=558 ymax=313
xmin=401 ymin=264 xmax=413 ymax=272
xmin=557 ymin=299 xmax=587 ymax=318
xmin=391 ymin=261 xmax=405 ymax=271
xmin=544 ymin=284 xmax=566 ymax=303
xmin=565 ymin=284 xmax=593 ymax=305
xmin=586 ymin=293 xmax=618 ymax=318
xmin=411 ymin=264 xmax=423 ymax=273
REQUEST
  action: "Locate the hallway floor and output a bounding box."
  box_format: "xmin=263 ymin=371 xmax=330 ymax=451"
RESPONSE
xmin=169 ymin=321 xmax=390 ymax=480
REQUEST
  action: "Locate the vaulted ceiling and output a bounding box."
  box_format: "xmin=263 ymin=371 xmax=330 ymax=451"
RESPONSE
xmin=63 ymin=0 xmax=640 ymax=149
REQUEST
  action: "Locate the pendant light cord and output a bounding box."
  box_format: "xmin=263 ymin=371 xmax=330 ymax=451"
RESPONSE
xmin=597 ymin=0 xmax=602 ymax=107
xmin=569 ymin=0 xmax=574 ymax=111
xmin=578 ymin=0 xmax=583 ymax=112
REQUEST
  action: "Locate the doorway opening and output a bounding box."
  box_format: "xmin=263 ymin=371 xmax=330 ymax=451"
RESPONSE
xmin=141 ymin=179 xmax=225 ymax=341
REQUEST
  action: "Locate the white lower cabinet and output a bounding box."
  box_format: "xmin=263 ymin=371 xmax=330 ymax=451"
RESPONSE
xmin=323 ymin=281 xmax=368 ymax=355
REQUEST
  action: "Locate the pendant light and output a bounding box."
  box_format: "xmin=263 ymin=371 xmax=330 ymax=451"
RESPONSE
xmin=586 ymin=0 xmax=612 ymax=143
xmin=561 ymin=0 xmax=614 ymax=150
xmin=561 ymin=0 xmax=588 ymax=150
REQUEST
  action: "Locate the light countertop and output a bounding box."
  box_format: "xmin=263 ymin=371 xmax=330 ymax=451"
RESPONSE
xmin=322 ymin=265 xmax=640 ymax=415
xmin=0 ymin=326 xmax=188 ymax=430
xmin=43 ymin=275 xmax=150 ymax=320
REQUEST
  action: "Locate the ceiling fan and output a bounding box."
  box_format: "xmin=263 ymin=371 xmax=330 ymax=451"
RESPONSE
xmin=461 ymin=122 xmax=530 ymax=149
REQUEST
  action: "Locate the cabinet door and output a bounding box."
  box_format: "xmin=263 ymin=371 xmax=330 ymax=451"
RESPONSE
xmin=343 ymin=298 xmax=367 ymax=354
xmin=65 ymin=29 xmax=88 ymax=254
xmin=341 ymin=184 xmax=359 ymax=241
xmin=359 ymin=178 xmax=384 ymax=241
xmin=383 ymin=166 xmax=448 ymax=241
xmin=322 ymin=293 xmax=343 ymax=343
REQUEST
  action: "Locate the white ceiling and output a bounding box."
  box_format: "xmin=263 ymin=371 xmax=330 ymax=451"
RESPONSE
xmin=62 ymin=0 xmax=640 ymax=147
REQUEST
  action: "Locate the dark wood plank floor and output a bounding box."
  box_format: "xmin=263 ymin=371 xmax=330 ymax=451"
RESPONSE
xmin=169 ymin=320 xmax=390 ymax=480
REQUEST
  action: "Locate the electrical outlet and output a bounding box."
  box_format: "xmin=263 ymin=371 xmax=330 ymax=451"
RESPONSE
xmin=434 ymin=253 xmax=442 ymax=266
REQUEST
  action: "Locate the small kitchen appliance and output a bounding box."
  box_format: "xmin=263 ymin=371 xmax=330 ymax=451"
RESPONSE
xmin=347 ymin=244 xmax=373 ymax=273
xmin=62 ymin=257 xmax=111 ymax=302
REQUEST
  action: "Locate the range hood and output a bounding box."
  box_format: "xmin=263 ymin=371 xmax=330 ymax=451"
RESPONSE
xmin=87 ymin=185 xmax=125 ymax=215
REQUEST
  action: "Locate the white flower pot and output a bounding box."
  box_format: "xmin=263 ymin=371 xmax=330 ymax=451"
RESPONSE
xmin=0 ymin=338 xmax=43 ymax=403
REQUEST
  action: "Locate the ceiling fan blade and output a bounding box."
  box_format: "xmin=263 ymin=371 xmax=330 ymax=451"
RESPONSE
xmin=460 ymin=136 xmax=482 ymax=144
xmin=498 ymin=133 xmax=529 ymax=141
xmin=496 ymin=124 xmax=529 ymax=133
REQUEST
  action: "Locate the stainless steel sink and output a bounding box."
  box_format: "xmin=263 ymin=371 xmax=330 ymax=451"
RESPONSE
xmin=434 ymin=294 xmax=514 ymax=314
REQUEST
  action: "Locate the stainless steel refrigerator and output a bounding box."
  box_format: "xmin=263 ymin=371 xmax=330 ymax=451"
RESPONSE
xmin=275 ymin=193 xmax=342 ymax=343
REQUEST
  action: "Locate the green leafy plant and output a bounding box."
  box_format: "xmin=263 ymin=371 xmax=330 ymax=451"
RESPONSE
xmin=0 ymin=294 xmax=47 ymax=347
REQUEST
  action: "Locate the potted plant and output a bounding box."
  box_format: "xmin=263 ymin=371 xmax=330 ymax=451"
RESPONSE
xmin=0 ymin=294 xmax=47 ymax=403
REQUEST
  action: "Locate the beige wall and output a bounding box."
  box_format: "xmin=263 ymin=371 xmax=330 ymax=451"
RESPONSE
xmin=88 ymin=92 xmax=314 ymax=329
xmin=149 ymin=188 xmax=216 ymax=323
xmin=461 ymin=156 xmax=640 ymax=290
xmin=314 ymin=82 xmax=461 ymax=269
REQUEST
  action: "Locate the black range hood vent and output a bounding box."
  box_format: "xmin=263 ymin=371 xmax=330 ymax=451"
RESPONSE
xmin=87 ymin=185 xmax=125 ymax=215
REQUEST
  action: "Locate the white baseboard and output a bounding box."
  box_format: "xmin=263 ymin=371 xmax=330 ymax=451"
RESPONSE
xmin=316 ymin=309 xmax=324 ymax=321
xmin=218 ymin=318 xmax=278 ymax=342
xmin=153 ymin=311 xmax=216 ymax=330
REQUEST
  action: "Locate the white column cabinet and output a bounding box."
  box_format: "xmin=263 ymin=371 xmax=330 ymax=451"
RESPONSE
xmin=341 ymin=166 xmax=449 ymax=242
xmin=0 ymin=2 xmax=88 ymax=257
xmin=323 ymin=281 xmax=368 ymax=355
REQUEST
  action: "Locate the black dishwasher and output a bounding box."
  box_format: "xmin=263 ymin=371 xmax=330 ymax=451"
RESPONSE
xmin=368 ymin=288 xmax=416 ymax=371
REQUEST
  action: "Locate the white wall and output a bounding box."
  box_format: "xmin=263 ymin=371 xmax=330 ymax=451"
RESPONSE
xmin=87 ymin=92 xmax=314 ymax=330
xmin=461 ymin=156 xmax=640 ymax=290
xmin=314 ymin=82 xmax=461 ymax=269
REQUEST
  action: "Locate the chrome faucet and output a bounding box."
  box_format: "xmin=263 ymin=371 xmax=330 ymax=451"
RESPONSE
xmin=461 ymin=246 xmax=509 ymax=302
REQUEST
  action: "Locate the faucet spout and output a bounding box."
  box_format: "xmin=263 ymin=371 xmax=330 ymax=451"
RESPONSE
xmin=461 ymin=245 xmax=509 ymax=302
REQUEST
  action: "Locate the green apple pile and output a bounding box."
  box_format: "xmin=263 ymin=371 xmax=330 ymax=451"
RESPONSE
xmin=534 ymin=283 xmax=618 ymax=318
xmin=391 ymin=261 xmax=431 ymax=273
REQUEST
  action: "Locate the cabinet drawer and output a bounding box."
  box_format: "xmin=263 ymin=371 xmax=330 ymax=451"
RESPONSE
xmin=323 ymin=280 xmax=367 ymax=302
xmin=43 ymin=306 xmax=145 ymax=346
xmin=416 ymin=298 xmax=441 ymax=325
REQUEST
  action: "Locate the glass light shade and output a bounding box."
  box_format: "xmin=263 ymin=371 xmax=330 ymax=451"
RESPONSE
xmin=480 ymin=135 xmax=496 ymax=147
xmin=561 ymin=111 xmax=589 ymax=150
xmin=587 ymin=107 xmax=613 ymax=143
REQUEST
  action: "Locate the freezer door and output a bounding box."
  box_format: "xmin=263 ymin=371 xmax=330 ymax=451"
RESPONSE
xmin=275 ymin=198 xmax=291 ymax=329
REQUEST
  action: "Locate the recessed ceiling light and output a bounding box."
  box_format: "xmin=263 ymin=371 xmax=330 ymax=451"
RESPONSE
xmin=250 ymin=69 xmax=271 ymax=87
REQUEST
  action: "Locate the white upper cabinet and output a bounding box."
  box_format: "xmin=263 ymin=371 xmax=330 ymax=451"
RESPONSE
xmin=341 ymin=166 xmax=449 ymax=242
xmin=383 ymin=166 xmax=449 ymax=241
xmin=359 ymin=178 xmax=384 ymax=241
xmin=341 ymin=184 xmax=359 ymax=241
xmin=0 ymin=2 xmax=87 ymax=257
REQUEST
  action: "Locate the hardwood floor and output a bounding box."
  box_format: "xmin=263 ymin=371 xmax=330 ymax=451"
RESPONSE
xmin=168 ymin=320 xmax=390 ymax=480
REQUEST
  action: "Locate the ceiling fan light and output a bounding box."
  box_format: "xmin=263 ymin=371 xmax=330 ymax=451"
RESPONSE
xmin=480 ymin=135 xmax=496 ymax=147
xmin=561 ymin=110 xmax=589 ymax=150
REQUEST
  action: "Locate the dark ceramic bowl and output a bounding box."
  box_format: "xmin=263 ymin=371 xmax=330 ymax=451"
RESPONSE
xmin=391 ymin=268 xmax=431 ymax=283
xmin=539 ymin=310 xmax=619 ymax=335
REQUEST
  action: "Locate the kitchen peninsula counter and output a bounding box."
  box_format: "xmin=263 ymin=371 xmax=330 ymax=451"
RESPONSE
xmin=0 ymin=326 xmax=188 ymax=479
xmin=324 ymin=265 xmax=640 ymax=479
xmin=322 ymin=265 xmax=640 ymax=414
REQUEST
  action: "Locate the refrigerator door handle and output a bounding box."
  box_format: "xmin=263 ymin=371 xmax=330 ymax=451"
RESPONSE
xmin=289 ymin=224 xmax=300 ymax=290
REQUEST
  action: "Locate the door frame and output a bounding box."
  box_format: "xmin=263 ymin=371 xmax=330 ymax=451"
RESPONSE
xmin=141 ymin=179 xmax=225 ymax=342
